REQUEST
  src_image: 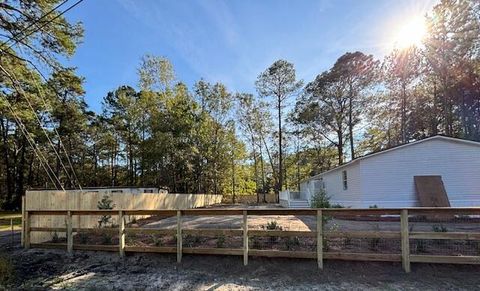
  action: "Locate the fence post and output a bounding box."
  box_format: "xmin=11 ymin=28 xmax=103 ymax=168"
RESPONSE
xmin=21 ymin=195 xmax=25 ymax=247
xmin=10 ymin=218 xmax=14 ymax=245
xmin=317 ymin=209 xmax=323 ymax=269
xmin=67 ymin=211 xmax=73 ymax=254
xmin=177 ymin=210 xmax=182 ymax=263
xmin=401 ymin=209 xmax=410 ymax=273
xmin=119 ymin=210 xmax=125 ymax=257
xmin=24 ymin=210 xmax=30 ymax=249
xmin=243 ymin=210 xmax=248 ymax=266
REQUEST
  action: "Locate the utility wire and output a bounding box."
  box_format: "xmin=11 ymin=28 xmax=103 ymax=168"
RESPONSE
xmin=0 ymin=91 xmax=62 ymax=190
xmin=0 ymin=0 xmax=86 ymax=190
xmin=1 ymin=63 xmax=77 ymax=189
xmin=5 ymin=0 xmax=84 ymax=51
xmin=24 ymin=65 xmax=84 ymax=191
xmin=0 ymin=0 xmax=70 ymax=49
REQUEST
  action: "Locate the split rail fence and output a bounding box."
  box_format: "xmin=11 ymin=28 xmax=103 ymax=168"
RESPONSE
xmin=22 ymin=207 xmax=480 ymax=272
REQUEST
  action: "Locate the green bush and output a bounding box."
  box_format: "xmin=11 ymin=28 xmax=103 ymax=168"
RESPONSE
xmin=97 ymin=195 xmax=115 ymax=228
xmin=310 ymin=189 xmax=331 ymax=208
xmin=369 ymin=204 xmax=378 ymax=209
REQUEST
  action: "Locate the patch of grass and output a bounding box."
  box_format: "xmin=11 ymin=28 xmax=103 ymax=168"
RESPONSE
xmin=0 ymin=256 xmax=14 ymax=286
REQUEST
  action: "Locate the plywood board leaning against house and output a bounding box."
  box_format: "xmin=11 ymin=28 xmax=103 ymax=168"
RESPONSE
xmin=414 ymin=176 xmax=451 ymax=207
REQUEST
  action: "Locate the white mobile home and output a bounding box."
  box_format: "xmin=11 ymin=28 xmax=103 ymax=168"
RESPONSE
xmin=280 ymin=135 xmax=480 ymax=208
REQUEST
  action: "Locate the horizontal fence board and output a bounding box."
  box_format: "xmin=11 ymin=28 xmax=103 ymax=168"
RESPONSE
xmin=183 ymin=229 xmax=243 ymax=236
xmin=410 ymin=255 xmax=480 ymax=264
xmin=324 ymin=252 xmax=402 ymax=262
xmin=182 ymin=209 xmax=244 ymax=216
xmin=73 ymin=244 xmax=118 ymax=252
xmin=248 ymin=230 xmax=316 ymax=237
xmin=249 ymin=249 xmax=316 ymax=259
xmin=125 ymin=246 xmax=176 ymax=253
xmin=410 ymin=232 xmax=480 ymax=240
xmin=183 ymin=247 xmax=243 ymax=256
xmin=324 ymin=231 xmax=401 ymax=239
xmin=125 ymin=228 xmax=176 ymax=235
xmin=31 ymin=243 xmax=66 ymax=249
xmin=30 ymin=227 xmax=67 ymax=232
xmin=123 ymin=210 xmax=176 ymax=216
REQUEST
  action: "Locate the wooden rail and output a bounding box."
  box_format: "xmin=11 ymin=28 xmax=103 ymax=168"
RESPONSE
xmin=22 ymin=207 xmax=480 ymax=272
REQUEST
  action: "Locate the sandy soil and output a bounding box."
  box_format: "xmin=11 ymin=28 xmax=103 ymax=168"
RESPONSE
xmin=2 ymin=247 xmax=480 ymax=290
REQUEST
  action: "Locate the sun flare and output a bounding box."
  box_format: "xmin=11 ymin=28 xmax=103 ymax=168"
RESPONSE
xmin=394 ymin=17 xmax=427 ymax=49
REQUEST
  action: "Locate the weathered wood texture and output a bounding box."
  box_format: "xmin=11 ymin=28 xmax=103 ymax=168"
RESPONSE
xmin=25 ymin=190 xmax=221 ymax=243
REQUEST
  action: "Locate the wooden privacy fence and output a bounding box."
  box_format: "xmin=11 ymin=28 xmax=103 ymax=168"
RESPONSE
xmin=22 ymin=207 xmax=480 ymax=272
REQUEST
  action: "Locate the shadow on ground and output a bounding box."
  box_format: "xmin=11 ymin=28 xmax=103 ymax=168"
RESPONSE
xmin=2 ymin=247 xmax=480 ymax=290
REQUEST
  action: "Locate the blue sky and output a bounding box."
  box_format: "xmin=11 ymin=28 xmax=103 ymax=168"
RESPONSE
xmin=65 ymin=0 xmax=437 ymax=112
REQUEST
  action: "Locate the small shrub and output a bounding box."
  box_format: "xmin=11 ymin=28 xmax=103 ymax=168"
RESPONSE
xmin=101 ymin=233 xmax=112 ymax=245
xmin=369 ymin=205 xmax=378 ymax=209
xmin=152 ymin=235 xmax=163 ymax=247
xmin=0 ymin=256 xmax=14 ymax=286
xmin=369 ymin=237 xmax=380 ymax=250
xmin=251 ymin=236 xmax=261 ymax=249
xmin=369 ymin=225 xmax=380 ymax=250
xmin=52 ymin=231 xmax=59 ymax=243
xmin=415 ymin=240 xmax=427 ymax=253
xmin=432 ymin=224 xmax=448 ymax=232
xmin=310 ymin=189 xmax=331 ymax=208
xmin=97 ymin=195 xmax=115 ymax=228
xmin=216 ymin=235 xmax=226 ymax=248
xmin=78 ymin=232 xmax=89 ymax=244
xmin=184 ymin=234 xmax=201 ymax=247
xmin=330 ymin=203 xmax=344 ymax=208
xmin=265 ymin=221 xmax=283 ymax=231
xmin=264 ymin=221 xmax=282 ymax=242
xmin=285 ymin=236 xmax=300 ymax=250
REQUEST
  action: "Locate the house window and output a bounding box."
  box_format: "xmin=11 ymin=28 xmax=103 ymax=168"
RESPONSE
xmin=342 ymin=170 xmax=348 ymax=190
xmin=111 ymin=190 xmax=123 ymax=193
xmin=144 ymin=189 xmax=154 ymax=193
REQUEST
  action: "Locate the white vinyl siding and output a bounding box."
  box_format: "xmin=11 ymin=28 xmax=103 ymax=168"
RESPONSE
xmin=298 ymin=136 xmax=480 ymax=208
xmin=360 ymin=138 xmax=480 ymax=208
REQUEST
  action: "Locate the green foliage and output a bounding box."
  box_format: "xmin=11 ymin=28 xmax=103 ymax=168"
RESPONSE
xmin=310 ymin=189 xmax=331 ymax=208
xmin=264 ymin=221 xmax=283 ymax=231
xmin=369 ymin=205 xmax=378 ymax=209
xmin=97 ymin=195 xmax=115 ymax=228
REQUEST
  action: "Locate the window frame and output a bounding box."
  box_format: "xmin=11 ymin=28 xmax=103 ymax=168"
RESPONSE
xmin=342 ymin=170 xmax=348 ymax=190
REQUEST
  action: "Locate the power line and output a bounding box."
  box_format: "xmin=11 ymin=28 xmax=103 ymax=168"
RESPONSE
xmin=0 ymin=92 xmax=62 ymax=190
xmin=24 ymin=64 xmax=84 ymax=191
xmin=5 ymin=0 xmax=84 ymax=51
xmin=0 ymin=0 xmax=70 ymax=50
xmin=0 ymin=63 xmax=79 ymax=190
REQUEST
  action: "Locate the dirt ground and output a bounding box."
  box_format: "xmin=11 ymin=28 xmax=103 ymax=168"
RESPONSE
xmin=2 ymin=245 xmax=480 ymax=290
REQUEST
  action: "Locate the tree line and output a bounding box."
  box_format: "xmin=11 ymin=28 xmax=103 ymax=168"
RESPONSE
xmin=0 ymin=0 xmax=479 ymax=209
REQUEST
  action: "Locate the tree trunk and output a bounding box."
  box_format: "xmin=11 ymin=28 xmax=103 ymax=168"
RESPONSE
xmin=348 ymin=86 xmax=355 ymax=159
xmin=277 ymin=98 xmax=283 ymax=203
